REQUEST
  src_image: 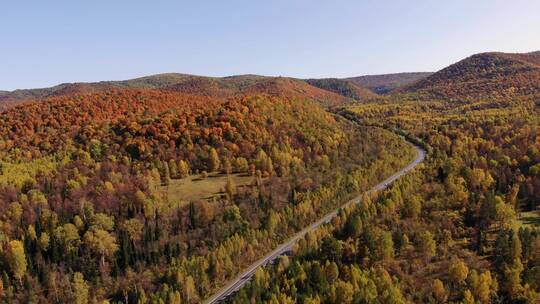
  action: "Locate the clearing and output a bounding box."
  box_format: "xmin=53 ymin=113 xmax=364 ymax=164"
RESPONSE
xmin=162 ymin=172 xmax=256 ymax=204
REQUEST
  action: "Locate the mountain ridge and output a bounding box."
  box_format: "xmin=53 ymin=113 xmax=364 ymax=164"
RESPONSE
xmin=0 ymin=74 xmax=353 ymax=110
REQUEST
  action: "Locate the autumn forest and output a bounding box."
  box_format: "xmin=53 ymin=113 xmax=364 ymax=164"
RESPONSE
xmin=0 ymin=50 xmax=540 ymax=304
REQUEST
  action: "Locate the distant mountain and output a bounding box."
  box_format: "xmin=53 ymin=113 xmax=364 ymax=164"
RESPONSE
xmin=0 ymin=83 xmax=116 ymax=110
xmin=0 ymin=74 xmax=351 ymax=110
xmin=346 ymin=72 xmax=432 ymax=94
xmin=305 ymin=78 xmax=376 ymax=100
xmin=405 ymin=51 xmax=540 ymax=98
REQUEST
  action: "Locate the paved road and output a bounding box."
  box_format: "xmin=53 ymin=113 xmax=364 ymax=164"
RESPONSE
xmin=204 ymin=142 xmax=426 ymax=304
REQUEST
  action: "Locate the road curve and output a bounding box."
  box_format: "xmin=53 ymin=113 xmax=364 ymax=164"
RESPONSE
xmin=204 ymin=142 xmax=426 ymax=304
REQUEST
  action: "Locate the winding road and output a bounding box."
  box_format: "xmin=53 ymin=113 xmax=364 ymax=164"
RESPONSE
xmin=204 ymin=141 xmax=426 ymax=304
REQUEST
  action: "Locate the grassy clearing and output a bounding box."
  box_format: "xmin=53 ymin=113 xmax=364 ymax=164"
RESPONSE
xmin=162 ymin=172 xmax=256 ymax=204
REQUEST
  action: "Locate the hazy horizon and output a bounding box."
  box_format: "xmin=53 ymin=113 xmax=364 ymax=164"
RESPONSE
xmin=2 ymin=0 xmax=540 ymax=91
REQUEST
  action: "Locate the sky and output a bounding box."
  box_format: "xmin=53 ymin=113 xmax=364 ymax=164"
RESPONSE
xmin=1 ymin=0 xmax=540 ymax=91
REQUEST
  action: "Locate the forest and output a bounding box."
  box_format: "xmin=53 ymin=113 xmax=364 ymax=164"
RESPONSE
xmin=0 ymin=87 xmax=415 ymax=303
xmin=0 ymin=50 xmax=539 ymax=304
xmin=226 ymin=52 xmax=540 ymax=303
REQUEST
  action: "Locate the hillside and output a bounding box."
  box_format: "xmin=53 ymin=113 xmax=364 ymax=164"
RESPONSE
xmin=0 ymin=74 xmax=350 ymax=110
xmin=405 ymin=51 xmax=540 ymax=98
xmin=305 ymin=78 xmax=376 ymax=100
xmin=347 ymin=72 xmax=432 ymax=94
xmin=227 ymin=55 xmax=540 ymax=304
xmin=0 ymin=87 xmax=415 ymax=303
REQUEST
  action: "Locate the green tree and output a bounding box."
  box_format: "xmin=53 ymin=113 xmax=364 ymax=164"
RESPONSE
xmin=54 ymin=223 xmax=81 ymax=254
xmin=377 ymin=230 xmax=395 ymax=261
xmin=325 ymin=262 xmax=339 ymax=284
xmin=332 ymin=281 xmax=354 ymax=303
xmin=402 ymin=195 xmax=422 ymax=219
xmin=509 ymin=231 xmax=522 ymax=262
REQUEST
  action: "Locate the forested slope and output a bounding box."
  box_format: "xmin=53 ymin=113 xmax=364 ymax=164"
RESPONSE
xmin=305 ymin=78 xmax=376 ymax=100
xmin=228 ymin=51 xmax=540 ymax=303
xmin=0 ymin=74 xmax=350 ymax=111
xmin=0 ymin=88 xmax=414 ymax=303
xmin=405 ymin=51 xmax=540 ymax=99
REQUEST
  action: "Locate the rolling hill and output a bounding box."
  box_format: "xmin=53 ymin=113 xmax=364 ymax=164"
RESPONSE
xmin=405 ymin=51 xmax=540 ymax=98
xmin=0 ymin=74 xmax=351 ymax=111
xmin=346 ymin=72 xmax=432 ymax=94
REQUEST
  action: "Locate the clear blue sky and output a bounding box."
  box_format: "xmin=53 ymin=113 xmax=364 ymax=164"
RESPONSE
xmin=2 ymin=0 xmax=540 ymax=90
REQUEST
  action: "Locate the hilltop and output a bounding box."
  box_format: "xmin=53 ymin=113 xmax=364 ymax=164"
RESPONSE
xmin=405 ymin=51 xmax=540 ymax=98
xmin=347 ymin=72 xmax=432 ymax=94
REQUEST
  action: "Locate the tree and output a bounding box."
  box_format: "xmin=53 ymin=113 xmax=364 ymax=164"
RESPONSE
xmin=321 ymin=236 xmax=342 ymax=261
xmin=402 ymin=195 xmax=422 ymax=219
xmin=469 ymin=270 xmax=496 ymax=304
xmin=377 ymin=230 xmax=395 ymax=261
xmin=178 ymin=160 xmax=190 ymax=178
xmin=432 ymin=279 xmax=448 ymax=303
xmin=193 ymin=201 xmax=215 ymax=228
xmin=494 ymin=196 xmax=515 ymax=229
xmin=121 ymin=218 xmax=144 ymax=243
xmin=332 ymin=280 xmax=353 ymax=303
xmin=462 ymin=289 xmax=475 ymax=304
xmin=83 ymin=228 xmax=119 ymax=267
xmin=235 ymin=157 xmax=249 ymax=172
xmin=503 ymin=259 xmax=523 ymax=299
xmin=221 ymin=157 xmax=232 ymax=174
xmin=325 ymin=262 xmax=339 ymax=284
xmin=509 ymin=231 xmax=522 ymax=262
xmin=416 ymin=231 xmax=436 ymax=260
xmin=91 ymin=213 xmax=115 ymax=232
xmin=54 ymin=223 xmax=81 ymax=254
xmin=225 ymin=177 xmax=236 ymax=198
xmin=168 ymin=159 xmax=178 ymax=178
xmin=5 ymin=240 xmax=27 ymax=285
xmin=162 ymin=162 xmax=171 ymax=186
xmin=182 ymin=275 xmax=199 ymax=303
xmin=449 ymin=259 xmax=469 ymax=285
xmin=72 ymin=272 xmax=89 ymax=304
xmin=209 ymin=148 xmax=220 ymax=172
